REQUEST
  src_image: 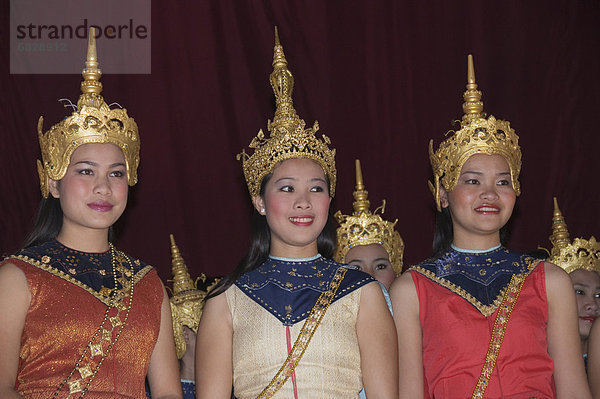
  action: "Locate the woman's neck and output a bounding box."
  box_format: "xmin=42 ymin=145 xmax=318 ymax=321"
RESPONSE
xmin=56 ymin=225 xmax=110 ymax=253
xmin=452 ymin=231 xmax=501 ymax=252
xmin=269 ymin=241 xmax=319 ymax=259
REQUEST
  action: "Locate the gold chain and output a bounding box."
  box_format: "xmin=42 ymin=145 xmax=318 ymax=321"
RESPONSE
xmin=53 ymin=243 xmax=135 ymax=398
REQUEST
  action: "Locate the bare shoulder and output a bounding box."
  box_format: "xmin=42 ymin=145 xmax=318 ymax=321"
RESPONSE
xmin=200 ymin=290 xmax=232 ymax=328
xmin=359 ymin=280 xmax=385 ymax=298
xmin=542 ymin=261 xmax=571 ymax=290
xmin=389 ymin=270 xmax=417 ymax=298
xmin=0 ymin=262 xmax=29 ymax=294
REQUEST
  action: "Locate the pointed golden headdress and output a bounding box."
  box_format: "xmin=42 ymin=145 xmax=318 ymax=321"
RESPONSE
xmin=168 ymin=234 xmax=211 ymax=359
xmin=37 ymin=28 xmax=140 ymax=198
xmin=334 ymin=160 xmax=404 ymax=274
xmin=428 ymin=55 xmax=521 ymax=211
xmin=237 ymin=27 xmax=336 ymax=198
xmin=547 ymin=198 xmax=600 ymax=275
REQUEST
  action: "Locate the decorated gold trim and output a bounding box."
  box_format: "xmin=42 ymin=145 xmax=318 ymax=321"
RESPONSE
xmin=9 ymin=254 xmax=152 ymax=306
xmin=471 ymin=270 xmax=528 ymax=398
xmin=410 ymin=266 xmax=503 ymax=317
xmin=410 ymin=257 xmax=537 ymax=317
xmin=256 ymin=267 xmax=347 ymax=398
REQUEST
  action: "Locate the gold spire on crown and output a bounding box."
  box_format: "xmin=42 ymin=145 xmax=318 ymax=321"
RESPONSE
xmin=428 ymin=55 xmax=522 ymax=211
xmin=237 ymin=27 xmax=336 ymax=198
xmin=168 ymin=234 xmax=208 ymax=359
xmin=547 ymin=198 xmax=600 ymax=275
xmin=37 ymin=28 xmax=140 ymax=198
xmin=334 ymin=160 xmax=404 ymax=274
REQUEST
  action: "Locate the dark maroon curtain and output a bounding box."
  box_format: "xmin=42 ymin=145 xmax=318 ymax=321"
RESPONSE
xmin=2 ymin=1 xmax=599 ymax=282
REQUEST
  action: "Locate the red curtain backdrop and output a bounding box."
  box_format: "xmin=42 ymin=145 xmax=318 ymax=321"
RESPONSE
xmin=2 ymin=1 xmax=599 ymax=282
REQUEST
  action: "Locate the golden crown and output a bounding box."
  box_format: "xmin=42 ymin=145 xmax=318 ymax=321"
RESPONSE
xmin=168 ymin=234 xmax=215 ymax=359
xmin=547 ymin=198 xmax=600 ymax=275
xmin=428 ymin=55 xmax=521 ymax=211
xmin=37 ymin=28 xmax=140 ymax=198
xmin=237 ymin=27 xmax=336 ymax=198
xmin=334 ymin=160 xmax=404 ymax=275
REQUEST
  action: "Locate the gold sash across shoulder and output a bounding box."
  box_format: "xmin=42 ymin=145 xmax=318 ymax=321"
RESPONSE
xmin=256 ymin=267 xmax=348 ymax=399
xmin=471 ymin=266 xmax=532 ymax=399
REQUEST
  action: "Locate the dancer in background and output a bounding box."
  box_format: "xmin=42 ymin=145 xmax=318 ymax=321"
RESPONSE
xmin=168 ymin=234 xmax=219 ymax=399
xmin=391 ymin=55 xmax=591 ymax=398
xmin=0 ymin=30 xmax=181 ymax=399
xmin=546 ymin=198 xmax=600 ymax=370
xmin=195 ymin=28 xmax=397 ymax=399
xmin=335 ymin=159 xmax=404 ymax=292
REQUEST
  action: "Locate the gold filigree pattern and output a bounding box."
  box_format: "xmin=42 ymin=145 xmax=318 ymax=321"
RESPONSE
xmin=428 ymin=55 xmax=521 ymax=211
xmin=256 ymin=267 xmax=347 ymax=398
xmin=237 ymin=27 xmax=336 ymax=198
xmin=547 ymin=197 xmax=600 ymax=275
xmin=335 ymin=159 xmax=404 ymax=274
xmin=37 ymin=28 xmax=139 ymax=198
xmin=10 ymin=254 xmax=152 ymax=306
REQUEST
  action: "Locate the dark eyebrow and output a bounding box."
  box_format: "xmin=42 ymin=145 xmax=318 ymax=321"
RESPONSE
xmin=460 ymin=171 xmax=510 ymax=176
xmin=346 ymin=258 xmax=364 ymax=264
xmin=274 ymin=177 xmax=297 ymax=184
xmin=73 ymin=160 xmax=97 ymax=166
xmin=374 ymin=258 xmax=390 ymax=263
xmin=72 ymin=161 xmax=126 ymax=168
xmin=574 ymin=283 xmax=600 ymax=290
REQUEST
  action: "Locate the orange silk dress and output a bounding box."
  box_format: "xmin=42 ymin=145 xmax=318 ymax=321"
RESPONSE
xmin=4 ymin=242 xmax=163 ymax=399
xmin=411 ymin=251 xmax=555 ymax=399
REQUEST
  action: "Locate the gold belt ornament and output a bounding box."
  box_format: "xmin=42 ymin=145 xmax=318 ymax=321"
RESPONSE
xmin=256 ymin=267 xmax=347 ymax=399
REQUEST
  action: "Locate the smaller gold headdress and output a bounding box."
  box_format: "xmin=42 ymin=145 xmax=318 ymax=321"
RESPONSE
xmin=428 ymin=54 xmax=521 ymax=211
xmin=334 ymin=160 xmax=404 ymax=274
xmin=237 ymin=27 xmax=336 ymax=198
xmin=547 ymin=198 xmax=600 ymax=275
xmin=168 ymin=235 xmax=218 ymax=359
xmin=37 ymin=28 xmax=140 ymax=198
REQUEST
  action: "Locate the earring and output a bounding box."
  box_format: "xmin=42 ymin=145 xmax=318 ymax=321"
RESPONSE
xmin=260 ymin=208 xmax=265 ymax=214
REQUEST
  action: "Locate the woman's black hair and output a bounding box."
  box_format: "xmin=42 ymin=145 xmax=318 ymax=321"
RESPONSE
xmin=207 ymin=172 xmax=336 ymax=300
xmin=22 ymin=197 xmax=63 ymax=248
xmin=432 ymin=204 xmax=513 ymax=256
xmin=22 ymin=196 xmax=115 ymax=249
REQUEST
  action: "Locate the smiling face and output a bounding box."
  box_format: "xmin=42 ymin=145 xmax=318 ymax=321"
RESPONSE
xmin=253 ymin=158 xmax=331 ymax=258
xmin=345 ymin=244 xmax=396 ymax=289
xmin=569 ymin=269 xmax=600 ymax=343
xmin=49 ymin=143 xmax=128 ymax=238
xmin=440 ymin=154 xmax=516 ymax=250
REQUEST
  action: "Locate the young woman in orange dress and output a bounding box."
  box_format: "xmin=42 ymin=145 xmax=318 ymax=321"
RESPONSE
xmin=0 ymin=31 xmax=181 ymax=399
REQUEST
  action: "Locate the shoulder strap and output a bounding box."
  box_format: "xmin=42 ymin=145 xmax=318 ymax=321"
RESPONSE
xmin=256 ymin=267 xmax=348 ymax=398
xmin=471 ymin=263 xmax=535 ymax=398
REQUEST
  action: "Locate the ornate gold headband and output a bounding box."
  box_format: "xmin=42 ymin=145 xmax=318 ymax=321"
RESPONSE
xmin=334 ymin=160 xmax=404 ymax=275
xmin=428 ymin=55 xmax=521 ymax=211
xmin=37 ymin=28 xmax=140 ymax=198
xmin=237 ymin=27 xmax=336 ymax=198
xmin=168 ymin=234 xmax=214 ymax=359
xmin=548 ymin=198 xmax=600 ymax=275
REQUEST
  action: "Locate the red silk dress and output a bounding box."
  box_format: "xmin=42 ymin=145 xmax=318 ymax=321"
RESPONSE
xmin=4 ymin=242 xmax=163 ymax=399
xmin=411 ymin=249 xmax=556 ymax=399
